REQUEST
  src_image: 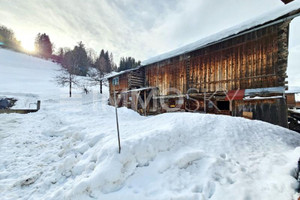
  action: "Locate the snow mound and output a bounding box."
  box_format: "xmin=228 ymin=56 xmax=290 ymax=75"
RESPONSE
xmin=44 ymin=112 xmax=300 ymax=200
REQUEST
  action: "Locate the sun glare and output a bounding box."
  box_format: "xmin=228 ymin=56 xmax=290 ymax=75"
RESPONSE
xmin=21 ymin=39 xmax=35 ymax=52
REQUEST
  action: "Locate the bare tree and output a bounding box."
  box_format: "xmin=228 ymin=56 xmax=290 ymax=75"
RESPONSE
xmin=55 ymin=67 xmax=78 ymax=97
xmin=89 ymin=69 xmax=103 ymax=94
xmin=109 ymin=52 xmax=117 ymax=72
xmin=87 ymin=48 xmax=97 ymax=67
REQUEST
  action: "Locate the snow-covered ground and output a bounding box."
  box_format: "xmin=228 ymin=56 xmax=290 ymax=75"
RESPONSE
xmin=1 ymin=48 xmax=300 ymax=200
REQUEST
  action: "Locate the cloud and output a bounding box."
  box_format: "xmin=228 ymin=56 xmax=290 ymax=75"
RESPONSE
xmin=0 ymin=0 xmax=299 ymax=85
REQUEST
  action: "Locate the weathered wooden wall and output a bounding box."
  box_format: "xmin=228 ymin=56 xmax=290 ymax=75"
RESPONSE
xmin=107 ymin=19 xmax=292 ymax=127
xmin=145 ymin=56 xmax=188 ymax=96
xmin=144 ymin=21 xmax=290 ymax=96
xmin=109 ymin=73 xmax=128 ymax=95
xmin=109 ymin=68 xmax=146 ymax=96
xmin=286 ymin=93 xmax=296 ymax=108
xmin=128 ymin=68 xmax=145 ymax=89
xmin=233 ymin=98 xmax=288 ymax=127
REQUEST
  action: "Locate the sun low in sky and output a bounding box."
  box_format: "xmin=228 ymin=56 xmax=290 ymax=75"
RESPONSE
xmin=1 ymin=0 xmax=299 ymax=85
xmin=20 ymin=37 xmax=35 ymax=52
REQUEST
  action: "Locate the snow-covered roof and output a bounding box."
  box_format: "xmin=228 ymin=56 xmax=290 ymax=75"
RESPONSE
xmin=245 ymin=87 xmax=286 ymax=96
xmin=286 ymin=86 xmax=300 ymax=93
xmin=296 ymin=93 xmax=300 ymax=102
xmin=120 ymin=87 xmax=157 ymax=93
xmin=106 ymin=67 xmax=142 ymax=79
xmin=142 ymin=1 xmax=300 ymax=66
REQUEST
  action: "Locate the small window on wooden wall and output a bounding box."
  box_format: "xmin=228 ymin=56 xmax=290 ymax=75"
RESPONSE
xmin=112 ymin=77 xmax=119 ymax=86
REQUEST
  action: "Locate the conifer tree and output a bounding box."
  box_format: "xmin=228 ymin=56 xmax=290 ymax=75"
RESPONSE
xmin=72 ymin=41 xmax=88 ymax=76
xmin=34 ymin=33 xmax=53 ymax=59
xmin=95 ymin=49 xmax=112 ymax=74
xmin=118 ymin=57 xmax=141 ymax=72
xmin=0 ymin=25 xmax=22 ymax=51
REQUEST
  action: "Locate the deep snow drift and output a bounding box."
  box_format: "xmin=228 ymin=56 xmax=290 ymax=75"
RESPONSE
xmin=0 ymin=49 xmax=300 ymax=200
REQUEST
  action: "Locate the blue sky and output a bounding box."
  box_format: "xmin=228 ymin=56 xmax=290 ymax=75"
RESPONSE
xmin=0 ymin=0 xmax=299 ymax=86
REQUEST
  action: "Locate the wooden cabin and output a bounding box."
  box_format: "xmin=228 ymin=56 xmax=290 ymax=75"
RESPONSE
xmin=286 ymin=93 xmax=297 ymax=108
xmin=286 ymin=88 xmax=300 ymax=108
xmin=108 ymin=2 xmax=300 ymax=127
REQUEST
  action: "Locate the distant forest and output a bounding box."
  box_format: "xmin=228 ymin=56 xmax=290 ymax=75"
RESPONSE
xmin=0 ymin=25 xmax=141 ymax=76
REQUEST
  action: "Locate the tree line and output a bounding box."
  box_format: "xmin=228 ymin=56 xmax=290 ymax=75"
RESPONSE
xmin=0 ymin=24 xmax=141 ymax=75
xmin=119 ymin=57 xmax=141 ymax=72
xmin=0 ymin=26 xmax=22 ymax=51
xmin=34 ymin=33 xmax=135 ymax=76
xmin=1 ymin=24 xmax=142 ymax=97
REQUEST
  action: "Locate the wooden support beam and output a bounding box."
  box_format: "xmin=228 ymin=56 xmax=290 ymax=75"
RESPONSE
xmin=144 ymin=90 xmax=147 ymax=116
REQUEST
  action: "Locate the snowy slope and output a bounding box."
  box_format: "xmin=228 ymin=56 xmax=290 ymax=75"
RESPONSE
xmin=0 ymin=50 xmax=62 ymax=95
xmin=0 ymin=49 xmax=300 ymax=200
xmin=0 ymin=49 xmax=62 ymax=108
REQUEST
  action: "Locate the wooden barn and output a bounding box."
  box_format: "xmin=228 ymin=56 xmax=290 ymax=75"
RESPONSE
xmin=286 ymin=93 xmax=297 ymax=108
xmin=286 ymin=90 xmax=300 ymax=108
xmin=108 ymin=1 xmax=300 ymax=127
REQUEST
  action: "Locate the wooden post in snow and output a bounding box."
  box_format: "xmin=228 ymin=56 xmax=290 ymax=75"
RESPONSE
xmin=144 ymin=90 xmax=147 ymax=116
xmin=204 ymin=92 xmax=207 ymax=113
xmin=100 ymin=80 xmax=103 ymax=94
xmin=37 ymin=100 xmax=41 ymax=110
xmin=113 ymin=78 xmax=121 ymax=154
xmin=69 ymin=74 xmax=72 ymax=97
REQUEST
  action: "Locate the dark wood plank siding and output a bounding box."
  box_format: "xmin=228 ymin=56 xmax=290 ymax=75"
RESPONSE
xmin=128 ymin=68 xmax=145 ymax=89
xmin=233 ymin=98 xmax=288 ymax=127
xmin=145 ymin=22 xmax=289 ymax=95
xmin=286 ymin=93 xmax=296 ymax=107
xmin=145 ymin=57 xmax=187 ymax=96
xmin=108 ymin=73 xmax=128 ymax=95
